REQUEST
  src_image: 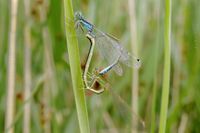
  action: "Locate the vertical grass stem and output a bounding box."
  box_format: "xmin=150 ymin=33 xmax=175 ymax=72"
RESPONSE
xmin=159 ymin=0 xmax=172 ymax=132
xmin=63 ymin=0 xmax=90 ymax=133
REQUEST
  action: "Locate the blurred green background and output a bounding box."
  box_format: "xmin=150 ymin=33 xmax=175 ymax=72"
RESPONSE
xmin=0 ymin=0 xmax=200 ymax=132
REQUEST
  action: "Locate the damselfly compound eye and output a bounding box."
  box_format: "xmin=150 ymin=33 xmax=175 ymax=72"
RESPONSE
xmin=75 ymin=11 xmax=82 ymax=19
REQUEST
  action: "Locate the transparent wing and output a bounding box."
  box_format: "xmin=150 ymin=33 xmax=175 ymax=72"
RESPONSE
xmin=119 ymin=47 xmax=142 ymax=69
xmin=94 ymin=29 xmax=123 ymax=75
xmin=94 ymin=28 xmax=141 ymax=75
xmin=113 ymin=64 xmax=123 ymax=76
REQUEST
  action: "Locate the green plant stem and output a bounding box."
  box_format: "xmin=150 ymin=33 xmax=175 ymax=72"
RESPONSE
xmin=151 ymin=0 xmax=160 ymax=132
xmin=159 ymin=0 xmax=171 ymax=132
xmin=63 ymin=0 xmax=90 ymax=133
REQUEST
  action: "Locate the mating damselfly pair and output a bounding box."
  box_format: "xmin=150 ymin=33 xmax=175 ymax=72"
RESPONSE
xmin=67 ymin=11 xmax=145 ymax=131
xmin=71 ymin=12 xmax=141 ymax=94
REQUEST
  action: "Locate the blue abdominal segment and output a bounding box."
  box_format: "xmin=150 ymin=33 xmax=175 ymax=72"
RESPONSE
xmin=80 ymin=19 xmax=93 ymax=32
xmin=99 ymin=65 xmax=115 ymax=76
xmin=99 ymin=68 xmax=111 ymax=75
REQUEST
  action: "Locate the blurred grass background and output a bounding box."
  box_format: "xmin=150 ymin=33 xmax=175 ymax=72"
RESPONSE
xmin=0 ymin=0 xmax=200 ymax=132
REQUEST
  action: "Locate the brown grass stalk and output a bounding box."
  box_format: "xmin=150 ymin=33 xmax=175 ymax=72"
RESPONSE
xmin=23 ymin=0 xmax=31 ymax=133
xmin=5 ymin=0 xmax=18 ymax=132
xmin=128 ymin=0 xmax=139 ymax=132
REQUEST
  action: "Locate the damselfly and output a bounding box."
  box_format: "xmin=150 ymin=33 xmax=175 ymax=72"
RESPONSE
xmin=73 ymin=12 xmax=141 ymax=94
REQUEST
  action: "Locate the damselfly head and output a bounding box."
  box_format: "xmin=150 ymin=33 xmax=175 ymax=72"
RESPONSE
xmin=75 ymin=11 xmax=83 ymax=20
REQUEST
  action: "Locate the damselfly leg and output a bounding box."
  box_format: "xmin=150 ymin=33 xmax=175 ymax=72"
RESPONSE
xmin=83 ymin=33 xmax=121 ymax=94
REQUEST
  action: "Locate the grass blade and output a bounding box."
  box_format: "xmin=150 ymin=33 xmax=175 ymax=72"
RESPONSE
xmin=159 ymin=0 xmax=172 ymax=132
xmin=63 ymin=0 xmax=90 ymax=133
